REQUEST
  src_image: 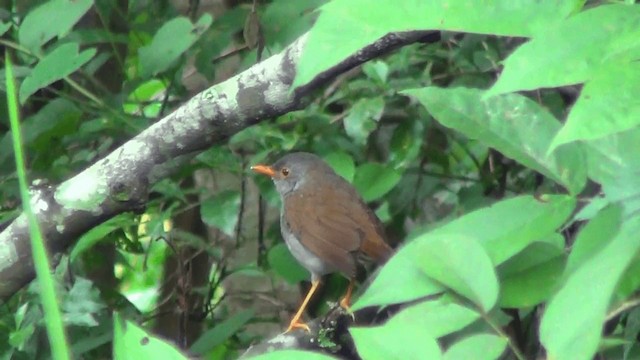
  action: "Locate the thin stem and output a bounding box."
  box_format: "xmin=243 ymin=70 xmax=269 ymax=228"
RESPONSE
xmin=481 ymin=311 xmax=526 ymax=360
xmin=5 ymin=52 xmax=71 ymax=360
xmin=606 ymin=296 xmax=640 ymax=322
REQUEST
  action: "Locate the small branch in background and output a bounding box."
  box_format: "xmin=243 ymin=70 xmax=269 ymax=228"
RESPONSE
xmin=322 ymin=67 xmax=361 ymax=102
xmin=244 ymin=0 xmax=265 ymax=62
xmin=257 ymin=194 xmax=266 ymax=266
xmin=211 ymin=45 xmax=249 ymax=65
xmin=187 ymin=0 xmax=200 ymax=20
xmin=235 ymin=155 xmax=247 ymax=249
xmin=156 ymin=234 xmax=191 ymax=348
xmin=157 ymin=76 xmax=174 ymax=119
xmin=606 ymin=296 xmax=640 ymax=322
xmin=412 ymin=154 xmax=428 ymax=215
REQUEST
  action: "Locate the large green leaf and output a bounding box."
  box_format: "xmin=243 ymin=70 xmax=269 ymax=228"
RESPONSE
xmin=113 ymin=313 xmax=188 ymax=359
xmin=350 ymin=308 xmax=442 ymax=360
xmin=488 ymin=4 xmax=640 ymax=96
xmin=18 ymin=0 xmax=93 ymax=52
xmin=549 ymin=62 xmax=640 ymax=151
xmin=354 ymin=195 xmax=575 ymax=310
xmin=295 ymin=0 xmax=581 ymax=87
xmin=19 ymin=43 xmax=96 ymax=103
xmin=404 ymin=87 xmax=586 ymax=194
xmin=431 ymin=195 xmax=575 ymax=265
xmin=564 ymin=205 xmax=623 ymax=275
xmin=138 ymin=15 xmax=212 ymax=78
xmin=411 ymin=234 xmax=499 ymax=311
xmin=583 ymin=127 xmax=640 ymax=215
xmin=497 ymin=239 xmax=566 ymax=308
xmin=540 ymin=205 xmax=640 ymax=360
xmin=385 ymin=296 xmax=480 ymax=338
xmin=352 ymin=251 xmax=444 ymax=310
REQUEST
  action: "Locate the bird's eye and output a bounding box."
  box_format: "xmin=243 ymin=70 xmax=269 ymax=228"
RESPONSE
xmin=281 ymin=168 xmax=290 ymax=176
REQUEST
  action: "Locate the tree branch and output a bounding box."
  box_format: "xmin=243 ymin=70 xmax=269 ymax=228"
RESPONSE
xmin=0 ymin=30 xmax=436 ymax=301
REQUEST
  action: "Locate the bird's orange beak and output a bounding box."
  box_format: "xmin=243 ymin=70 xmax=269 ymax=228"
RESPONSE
xmin=251 ymin=164 xmax=275 ymax=177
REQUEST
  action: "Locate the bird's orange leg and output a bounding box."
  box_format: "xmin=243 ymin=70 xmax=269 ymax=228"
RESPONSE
xmin=339 ymin=278 xmax=354 ymax=310
xmin=286 ymin=280 xmax=320 ymax=333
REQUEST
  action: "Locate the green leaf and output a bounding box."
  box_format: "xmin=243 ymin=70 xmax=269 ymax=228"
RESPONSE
xmin=70 ymin=330 xmax=113 ymax=357
xmin=323 ymin=151 xmax=355 ymax=182
xmin=389 ymin=120 xmax=424 ymax=168
xmin=353 ymin=163 xmax=401 ymax=202
xmin=343 ymin=97 xmax=384 ymax=145
xmin=615 ymin=258 xmax=640 ymax=304
xmin=432 ymin=195 xmax=575 ymax=265
xmin=573 ymin=195 xmax=610 ymax=222
xmin=487 ymin=4 xmax=640 ymax=96
xmin=9 ymin=323 xmax=35 ymax=349
xmin=412 ymin=235 xmax=499 ymax=311
xmin=295 ymin=0 xmax=579 ymax=87
xmin=389 ymin=296 xmax=480 ymax=338
xmin=0 ymin=20 xmax=11 ymax=37
xmin=18 ymin=0 xmax=93 ymax=52
xmin=62 ymin=277 xmax=105 ymax=327
xmin=138 ymin=15 xmax=212 ymax=78
xmin=71 ymin=214 xmax=134 ymax=262
xmin=362 ymin=60 xmax=389 ymax=84
xmin=540 ymin=205 xmax=640 ymax=360
xmin=267 ymin=243 xmax=309 ymax=284
xmin=498 ymin=240 xmax=566 ymax=308
xmin=200 ymin=190 xmax=241 ymax=237
xmin=353 ymin=251 xmax=444 ymax=310
xmin=113 ymin=313 xmax=188 ymax=359
xmin=549 ymin=62 xmax=640 ymax=151
xmin=350 ymin=311 xmax=442 ymax=360
xmin=583 ymin=126 xmax=640 ymax=215
xmin=250 ymin=350 xmax=337 ymax=360
xmin=404 ymin=87 xmax=586 ymax=194
xmin=190 ymin=309 xmax=255 ymax=355
xmin=623 ymin=308 xmax=640 ymax=360
xmin=19 ymin=43 xmax=96 ymax=103
xmin=443 ymin=333 xmax=507 ymax=360
xmin=565 ymin=204 xmax=623 ymax=275
xmin=262 ymin=0 xmax=327 ymax=47
xmin=0 ymin=98 xmax=81 ymax=166
xmin=355 ymin=195 xmax=575 ymax=310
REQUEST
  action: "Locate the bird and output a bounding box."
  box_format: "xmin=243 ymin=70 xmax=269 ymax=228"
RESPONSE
xmin=251 ymin=152 xmax=393 ymax=332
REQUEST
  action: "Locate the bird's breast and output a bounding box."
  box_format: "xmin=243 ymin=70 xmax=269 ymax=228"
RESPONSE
xmin=280 ymin=210 xmax=333 ymax=280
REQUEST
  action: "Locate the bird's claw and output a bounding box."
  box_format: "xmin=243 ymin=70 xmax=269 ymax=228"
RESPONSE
xmin=285 ymin=321 xmax=311 ymax=333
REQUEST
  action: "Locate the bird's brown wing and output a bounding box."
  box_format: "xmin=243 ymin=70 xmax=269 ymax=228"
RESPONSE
xmin=284 ymin=181 xmax=392 ymax=278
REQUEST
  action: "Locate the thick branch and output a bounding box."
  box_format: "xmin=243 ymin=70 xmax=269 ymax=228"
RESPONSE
xmin=0 ymin=30 xmax=435 ymax=300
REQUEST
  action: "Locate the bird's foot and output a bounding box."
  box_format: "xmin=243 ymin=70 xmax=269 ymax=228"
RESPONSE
xmin=339 ymin=297 xmax=351 ymax=310
xmin=285 ymin=320 xmax=311 ymax=333
xmin=338 ymin=298 xmax=356 ymax=322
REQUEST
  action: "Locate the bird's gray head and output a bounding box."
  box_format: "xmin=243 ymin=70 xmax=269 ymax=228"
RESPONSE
xmin=252 ymin=152 xmax=336 ymax=197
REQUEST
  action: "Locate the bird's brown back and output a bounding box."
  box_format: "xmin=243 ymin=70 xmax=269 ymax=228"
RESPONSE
xmin=283 ymin=171 xmax=393 ymax=277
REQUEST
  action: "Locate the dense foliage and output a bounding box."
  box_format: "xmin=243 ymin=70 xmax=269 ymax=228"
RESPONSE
xmin=1 ymin=0 xmax=640 ymax=359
